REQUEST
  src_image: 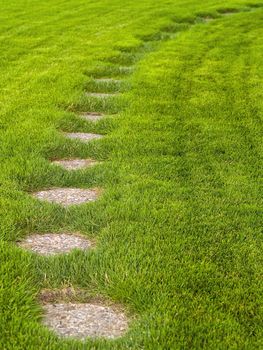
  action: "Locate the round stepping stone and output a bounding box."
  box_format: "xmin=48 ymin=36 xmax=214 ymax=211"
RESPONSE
xmin=80 ymin=113 xmax=104 ymax=122
xmin=32 ymin=188 xmax=100 ymax=206
xmin=42 ymin=303 xmax=129 ymax=339
xmin=17 ymin=233 xmax=92 ymax=256
xmin=52 ymin=159 xmax=98 ymax=170
xmin=65 ymin=133 xmax=103 ymax=143
xmin=202 ymin=16 xmax=214 ymax=22
xmin=95 ymin=78 xmax=121 ymax=83
xmin=86 ymin=92 xmax=118 ymax=98
xmin=119 ymin=66 xmax=133 ymax=73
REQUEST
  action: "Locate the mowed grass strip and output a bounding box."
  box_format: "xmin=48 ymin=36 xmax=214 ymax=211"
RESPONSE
xmin=0 ymin=0 xmax=263 ymax=349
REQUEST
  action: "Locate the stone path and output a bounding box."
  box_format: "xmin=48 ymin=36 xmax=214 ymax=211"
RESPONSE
xmin=94 ymin=78 xmax=121 ymax=84
xmin=18 ymin=6 xmax=254 ymax=340
xmin=43 ymin=303 xmax=128 ymax=339
xmin=33 ymin=188 xmax=100 ymax=206
xmin=119 ymin=66 xmax=133 ymax=74
xmin=86 ymin=92 xmax=118 ymax=98
xmin=64 ymin=132 xmax=103 ymax=142
xmin=80 ymin=112 xmax=104 ymax=122
xmin=18 ymin=233 xmax=92 ymax=255
xmin=19 ymin=75 xmax=130 ymax=340
xmin=52 ymin=158 xmax=98 ymax=170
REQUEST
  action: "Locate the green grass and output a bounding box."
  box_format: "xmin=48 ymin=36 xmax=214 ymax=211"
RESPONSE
xmin=0 ymin=0 xmax=263 ymax=349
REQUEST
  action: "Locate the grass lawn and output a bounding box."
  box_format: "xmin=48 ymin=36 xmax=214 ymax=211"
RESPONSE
xmin=0 ymin=0 xmax=263 ymax=348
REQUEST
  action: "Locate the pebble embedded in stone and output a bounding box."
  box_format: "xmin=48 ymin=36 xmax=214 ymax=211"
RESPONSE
xmin=52 ymin=159 xmax=98 ymax=170
xmin=42 ymin=302 xmax=129 ymax=339
xmin=65 ymin=133 xmax=103 ymax=143
xmin=32 ymin=188 xmax=100 ymax=206
xmin=17 ymin=233 xmax=92 ymax=256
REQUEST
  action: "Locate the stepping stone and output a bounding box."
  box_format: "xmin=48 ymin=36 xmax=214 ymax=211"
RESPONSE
xmin=119 ymin=66 xmax=133 ymax=73
xmin=17 ymin=233 xmax=92 ymax=256
xmin=52 ymin=159 xmax=98 ymax=170
xmin=94 ymin=78 xmax=121 ymax=84
xmin=42 ymin=302 xmax=129 ymax=339
xmin=32 ymin=188 xmax=100 ymax=206
xmin=221 ymin=12 xmax=233 ymax=16
xmin=65 ymin=132 xmax=103 ymax=143
xmin=86 ymin=92 xmax=118 ymax=98
xmin=80 ymin=113 xmax=104 ymax=122
xmin=202 ymin=16 xmax=214 ymax=22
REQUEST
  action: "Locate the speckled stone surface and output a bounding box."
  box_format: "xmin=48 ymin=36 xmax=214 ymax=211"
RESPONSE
xmin=95 ymin=78 xmax=121 ymax=83
xmin=43 ymin=302 xmax=129 ymax=339
xmin=32 ymin=188 xmax=100 ymax=206
xmin=202 ymin=16 xmax=214 ymax=22
xmin=86 ymin=92 xmax=118 ymax=98
xmin=119 ymin=66 xmax=133 ymax=73
xmin=80 ymin=113 xmax=104 ymax=122
xmin=64 ymin=133 xmax=103 ymax=143
xmin=52 ymin=159 xmax=98 ymax=170
xmin=17 ymin=233 xmax=92 ymax=256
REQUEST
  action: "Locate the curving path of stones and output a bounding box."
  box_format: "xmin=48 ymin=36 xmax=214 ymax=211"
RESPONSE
xmin=20 ymin=72 xmax=131 ymax=340
xmin=16 ymin=4 xmax=261 ymax=342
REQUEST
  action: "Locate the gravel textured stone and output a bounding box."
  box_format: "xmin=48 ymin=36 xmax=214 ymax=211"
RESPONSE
xmin=202 ymin=16 xmax=214 ymax=22
xmin=65 ymin=132 xmax=103 ymax=143
xmin=119 ymin=66 xmax=133 ymax=73
xmin=43 ymin=303 xmax=129 ymax=339
xmin=86 ymin=92 xmax=118 ymax=98
xmin=52 ymin=159 xmax=98 ymax=170
xmin=17 ymin=233 xmax=92 ymax=256
xmin=80 ymin=113 xmax=104 ymax=122
xmin=95 ymin=78 xmax=121 ymax=83
xmin=32 ymin=188 xmax=100 ymax=206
